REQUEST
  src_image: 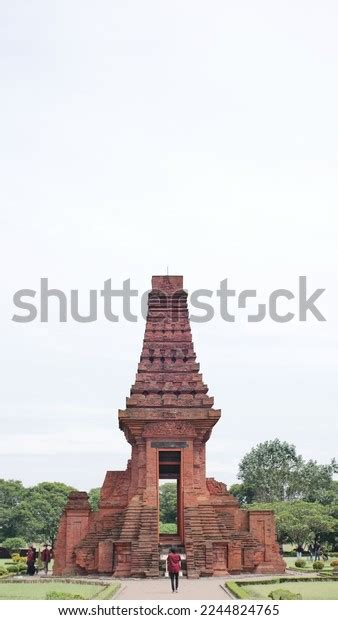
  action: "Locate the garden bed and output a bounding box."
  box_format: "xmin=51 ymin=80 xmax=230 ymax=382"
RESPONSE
xmin=225 ymin=576 xmax=338 ymax=600
xmin=0 ymin=578 xmax=120 ymax=600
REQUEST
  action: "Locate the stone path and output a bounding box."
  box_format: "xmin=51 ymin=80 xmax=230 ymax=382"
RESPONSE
xmin=115 ymin=577 xmax=230 ymax=600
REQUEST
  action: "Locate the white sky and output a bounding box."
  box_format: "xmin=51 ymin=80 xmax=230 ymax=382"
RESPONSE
xmin=0 ymin=1 xmax=337 ymax=491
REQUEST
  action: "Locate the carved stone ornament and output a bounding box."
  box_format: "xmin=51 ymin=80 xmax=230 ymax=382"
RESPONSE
xmin=143 ymin=420 xmax=196 ymax=438
xmin=206 ymin=477 xmax=228 ymax=495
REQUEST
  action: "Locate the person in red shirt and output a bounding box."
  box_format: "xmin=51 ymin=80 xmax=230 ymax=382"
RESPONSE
xmin=26 ymin=546 xmax=36 ymax=576
xmin=167 ymin=546 xmax=181 ymax=593
xmin=41 ymin=544 xmax=53 ymax=574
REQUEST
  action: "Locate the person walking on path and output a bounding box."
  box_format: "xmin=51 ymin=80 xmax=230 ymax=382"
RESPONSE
xmin=314 ymin=541 xmax=321 ymax=561
xmin=167 ymin=547 xmax=181 ymax=593
xmin=296 ymin=544 xmax=303 ymax=559
xmin=41 ymin=544 xmax=52 ymax=575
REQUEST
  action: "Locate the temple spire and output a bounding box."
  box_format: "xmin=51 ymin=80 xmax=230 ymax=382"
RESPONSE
xmin=126 ymin=275 xmax=213 ymax=409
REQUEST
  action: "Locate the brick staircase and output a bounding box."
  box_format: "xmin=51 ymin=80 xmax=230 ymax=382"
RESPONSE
xmin=74 ymin=512 xmax=125 ymax=573
xmin=183 ymin=503 xmax=263 ymax=576
xmin=130 ymin=506 xmax=159 ymax=577
xmin=74 ymin=497 xmax=160 ymax=577
xmin=198 ymin=504 xmax=224 ymax=540
xmin=119 ymin=496 xmax=142 ymax=540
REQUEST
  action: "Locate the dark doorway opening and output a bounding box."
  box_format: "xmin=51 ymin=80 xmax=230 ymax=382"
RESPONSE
xmin=158 ymin=451 xmax=182 ymax=540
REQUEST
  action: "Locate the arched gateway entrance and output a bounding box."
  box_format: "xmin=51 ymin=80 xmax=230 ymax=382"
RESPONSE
xmin=53 ymin=276 xmax=285 ymax=577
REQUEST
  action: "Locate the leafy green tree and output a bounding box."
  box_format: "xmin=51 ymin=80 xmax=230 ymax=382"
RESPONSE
xmin=229 ymin=483 xmax=255 ymax=506
xmin=1 ymin=536 xmax=27 ymax=553
xmin=159 ymin=483 xmax=177 ymax=524
xmin=238 ymin=439 xmax=336 ymax=503
xmin=88 ymin=488 xmax=100 ymax=512
xmin=0 ymin=480 xmax=25 ymax=539
xmin=25 ymin=482 xmax=75 ymax=546
xmin=0 ymin=480 xmax=76 ymax=546
xmin=290 ymin=460 xmax=337 ymax=503
xmin=238 ymin=439 xmax=301 ymax=502
xmin=326 ymin=495 xmax=338 ymax=549
xmin=7 ymin=482 xmax=74 ymax=546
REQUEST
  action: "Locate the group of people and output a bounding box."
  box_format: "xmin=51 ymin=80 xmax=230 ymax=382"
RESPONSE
xmin=295 ymin=542 xmax=329 ymax=561
xmin=26 ymin=544 xmax=53 ymax=576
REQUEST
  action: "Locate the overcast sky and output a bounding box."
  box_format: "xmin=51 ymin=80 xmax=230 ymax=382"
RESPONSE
xmin=0 ymin=1 xmax=337 ymax=491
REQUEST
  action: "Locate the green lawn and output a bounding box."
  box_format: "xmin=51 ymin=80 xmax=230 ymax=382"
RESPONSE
xmin=245 ymin=581 xmax=338 ymax=600
xmin=160 ymin=522 xmax=177 ymax=534
xmin=285 ymin=557 xmax=332 ymax=570
xmin=0 ymin=581 xmax=119 ymax=600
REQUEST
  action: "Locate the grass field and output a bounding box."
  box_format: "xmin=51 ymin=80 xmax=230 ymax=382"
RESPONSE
xmin=0 ymin=581 xmax=119 ymax=600
xmin=159 ymin=522 xmax=177 ymax=534
xmin=285 ymin=557 xmax=332 ymax=570
xmin=244 ymin=581 xmax=338 ymax=600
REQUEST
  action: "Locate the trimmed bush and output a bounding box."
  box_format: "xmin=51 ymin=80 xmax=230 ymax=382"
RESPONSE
xmin=313 ymin=561 xmax=324 ymax=570
xmin=0 ymin=567 xmax=8 ymax=576
xmin=6 ymin=564 xmax=21 ymax=574
xmin=330 ymin=560 xmax=338 ymax=567
xmin=11 ymin=554 xmax=26 ymax=564
xmin=295 ymin=560 xmax=306 ymax=568
xmin=96 ymin=583 xmax=120 ymax=600
xmin=5 ymin=562 xmax=26 ymax=573
xmin=269 ymin=589 xmax=302 ymax=600
xmin=225 ymin=581 xmax=251 ymax=599
xmin=46 ymin=592 xmax=85 ymax=600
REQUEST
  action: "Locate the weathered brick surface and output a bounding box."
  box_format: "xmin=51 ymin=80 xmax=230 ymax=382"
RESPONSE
xmin=54 ymin=275 xmax=285 ymax=577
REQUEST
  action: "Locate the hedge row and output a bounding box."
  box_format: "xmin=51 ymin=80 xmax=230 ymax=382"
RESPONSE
xmin=225 ymin=581 xmax=251 ymax=599
xmin=225 ymin=575 xmax=338 ymax=599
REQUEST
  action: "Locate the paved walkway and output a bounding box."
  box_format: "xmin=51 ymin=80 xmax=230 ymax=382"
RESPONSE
xmin=115 ymin=577 xmax=230 ymax=600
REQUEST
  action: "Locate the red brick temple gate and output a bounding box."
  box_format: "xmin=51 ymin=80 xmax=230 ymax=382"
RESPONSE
xmin=54 ymin=275 xmax=285 ymax=577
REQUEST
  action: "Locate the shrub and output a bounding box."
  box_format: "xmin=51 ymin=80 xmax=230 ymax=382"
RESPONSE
xmin=313 ymin=561 xmax=324 ymax=570
xmin=46 ymin=592 xmax=85 ymax=600
xmin=330 ymin=560 xmax=338 ymax=567
xmin=11 ymin=554 xmax=26 ymax=564
xmin=269 ymin=589 xmax=302 ymax=600
xmin=6 ymin=564 xmax=20 ymax=573
xmin=294 ymin=560 xmax=306 ymax=568
xmin=17 ymin=563 xmax=27 ymax=572
xmin=0 ymin=567 xmax=8 ymax=576
xmin=224 ymin=582 xmax=251 ymax=599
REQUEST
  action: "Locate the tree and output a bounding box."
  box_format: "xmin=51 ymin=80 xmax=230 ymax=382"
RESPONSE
xmin=247 ymin=501 xmax=336 ymax=545
xmin=229 ymin=483 xmax=255 ymax=506
xmin=159 ymin=483 xmax=177 ymax=523
xmin=0 ymin=480 xmax=26 ymax=539
xmin=0 ymin=480 xmax=76 ymax=547
xmin=290 ymin=459 xmax=337 ymax=503
xmin=6 ymin=482 xmax=75 ymax=546
xmin=24 ymin=482 xmax=75 ymax=546
xmin=238 ymin=439 xmax=336 ymax=503
xmin=88 ymin=488 xmax=100 ymax=512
